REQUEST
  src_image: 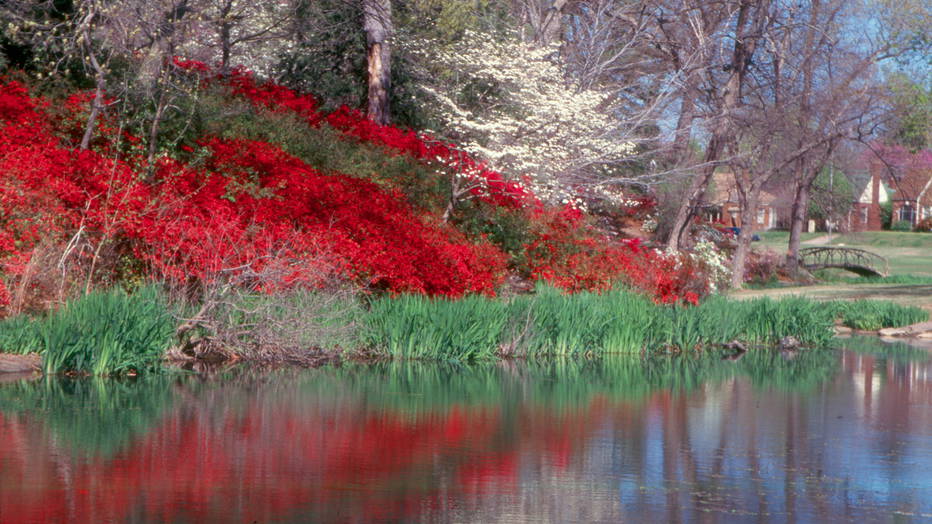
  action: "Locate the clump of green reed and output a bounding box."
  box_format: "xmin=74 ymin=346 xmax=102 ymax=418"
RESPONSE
xmin=42 ymin=286 xmax=175 ymax=375
xmin=599 ymin=289 xmax=663 ymax=352
xmin=828 ymin=300 xmax=928 ymax=331
xmin=0 ymin=314 xmax=44 ymax=354
xmin=0 ymin=286 xmax=175 ymax=375
xmin=362 ymin=286 xmax=840 ymax=360
xmin=737 ymin=297 xmax=835 ymax=346
xmin=363 ymin=294 xmax=508 ymax=360
xmin=650 ymin=296 xmax=834 ymax=350
xmin=516 ymin=286 xmax=657 ymax=356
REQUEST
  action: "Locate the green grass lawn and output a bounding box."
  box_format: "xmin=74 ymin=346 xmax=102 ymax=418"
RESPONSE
xmin=755 ymin=230 xmax=819 ymax=249
xmin=755 ymin=230 xmax=932 ymax=277
xmin=741 ymin=230 xmax=932 ymax=310
xmin=827 ymin=231 xmax=932 ymax=248
xmin=732 ymin=283 xmax=932 ymax=312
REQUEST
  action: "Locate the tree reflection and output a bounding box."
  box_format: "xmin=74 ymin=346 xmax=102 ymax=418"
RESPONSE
xmin=0 ymin=343 xmax=929 ymax=523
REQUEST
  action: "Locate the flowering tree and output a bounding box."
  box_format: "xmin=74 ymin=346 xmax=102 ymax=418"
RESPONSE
xmin=404 ymin=29 xmax=639 ymax=206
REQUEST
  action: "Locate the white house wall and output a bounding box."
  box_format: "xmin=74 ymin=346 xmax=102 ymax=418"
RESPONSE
xmin=857 ymin=177 xmax=889 ymax=204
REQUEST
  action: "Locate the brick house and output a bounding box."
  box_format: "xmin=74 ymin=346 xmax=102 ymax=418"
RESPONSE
xmin=887 ymin=165 xmax=932 ymax=228
xmin=864 ymin=147 xmax=932 ymax=228
xmin=845 ymin=170 xmax=889 ymax=232
xmin=703 ymin=172 xmax=778 ymax=230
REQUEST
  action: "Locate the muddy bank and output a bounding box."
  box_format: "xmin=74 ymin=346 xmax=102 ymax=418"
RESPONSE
xmin=0 ymin=353 xmax=40 ymax=374
xmin=878 ymin=321 xmax=932 ymax=339
xmin=164 ymin=341 xmax=351 ymax=371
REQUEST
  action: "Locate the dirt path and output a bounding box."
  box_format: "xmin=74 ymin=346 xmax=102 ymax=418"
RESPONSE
xmin=801 ymin=234 xmax=835 ymax=245
xmin=730 ymin=283 xmax=932 ymax=312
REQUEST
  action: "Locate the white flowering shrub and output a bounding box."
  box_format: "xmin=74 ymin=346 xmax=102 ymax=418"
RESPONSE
xmin=404 ymin=29 xmax=636 ymax=206
xmin=690 ymin=240 xmax=732 ymax=293
xmin=640 ymin=215 xmax=658 ymax=233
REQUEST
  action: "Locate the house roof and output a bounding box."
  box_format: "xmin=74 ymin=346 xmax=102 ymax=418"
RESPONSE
xmin=706 ymin=172 xmax=777 ymax=207
xmin=869 ymin=152 xmax=932 ymax=204
xmin=885 ymin=167 xmax=932 ymax=204
xmin=846 ymin=170 xmax=890 ymax=204
xmin=847 ymin=171 xmax=872 ymax=196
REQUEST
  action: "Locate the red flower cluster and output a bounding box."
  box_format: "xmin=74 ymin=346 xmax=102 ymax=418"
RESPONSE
xmin=0 ymin=82 xmax=151 ymax=307
xmin=522 ymin=207 xmax=703 ymax=303
xmin=219 ymin=68 xmax=535 ymax=210
xmin=135 ymin=138 xmax=507 ymax=295
xmin=622 ymin=195 xmax=657 ymax=217
xmin=0 ymin=81 xmax=507 ymax=305
xmin=204 ymin=67 xmax=704 ymax=302
xmin=225 ymin=66 xmax=323 ymax=125
xmin=0 ymin=66 xmax=708 ymax=305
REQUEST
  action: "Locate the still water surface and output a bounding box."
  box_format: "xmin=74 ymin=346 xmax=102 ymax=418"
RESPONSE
xmin=1 ymin=338 xmax=930 ymax=523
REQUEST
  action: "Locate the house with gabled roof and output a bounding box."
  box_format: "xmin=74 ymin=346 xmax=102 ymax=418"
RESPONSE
xmin=845 ymin=170 xmax=889 ymax=232
xmin=865 ymin=146 xmax=932 ymax=229
xmin=702 ymin=172 xmax=778 ymax=230
xmin=887 ymin=165 xmax=932 ymax=227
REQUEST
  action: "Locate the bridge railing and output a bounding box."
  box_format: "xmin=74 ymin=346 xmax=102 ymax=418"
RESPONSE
xmin=799 ymin=247 xmax=889 ymax=276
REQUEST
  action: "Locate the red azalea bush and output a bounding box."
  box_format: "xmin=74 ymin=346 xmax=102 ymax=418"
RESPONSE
xmin=207 ymin=67 xmax=707 ymax=303
xmin=523 ymin=206 xmax=703 ymax=303
xmin=0 ymin=66 xmax=709 ymax=308
xmin=220 ymin=68 xmax=535 ymax=210
xmin=134 ymin=139 xmax=507 ymax=296
xmin=0 ymin=81 xmax=152 ymax=310
xmin=0 ymin=80 xmax=508 ymax=311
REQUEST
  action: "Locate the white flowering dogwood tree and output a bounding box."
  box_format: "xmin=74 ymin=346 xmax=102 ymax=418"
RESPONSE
xmin=404 ymin=29 xmax=642 ymax=207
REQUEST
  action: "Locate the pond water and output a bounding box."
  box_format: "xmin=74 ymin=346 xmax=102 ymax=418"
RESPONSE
xmin=1 ymin=338 xmax=930 ymax=523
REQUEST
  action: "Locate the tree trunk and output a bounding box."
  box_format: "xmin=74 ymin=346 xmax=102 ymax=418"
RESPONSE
xmin=79 ymin=25 xmax=105 ymax=151
xmin=80 ymin=75 xmax=105 ymax=151
xmin=537 ymin=0 xmax=568 ymax=45
xmin=730 ymin=188 xmax=761 ymax=289
xmin=220 ymin=22 xmax=232 ymax=69
xmin=665 ymin=135 xmax=724 ymax=252
xmin=662 ymin=88 xmax=698 ymax=252
xmin=787 ymin=144 xmax=836 ymax=276
xmin=785 ymin=179 xmax=810 ymax=276
xmin=672 ymin=95 xmax=695 ymax=164
xmin=665 ymin=1 xmax=760 ymax=252
xmin=218 ymin=0 xmax=234 ymax=70
xmin=364 ymin=0 xmax=392 ymax=125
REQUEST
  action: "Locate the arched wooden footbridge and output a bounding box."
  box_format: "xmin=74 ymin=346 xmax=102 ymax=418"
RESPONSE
xmin=799 ymin=247 xmax=889 ymax=277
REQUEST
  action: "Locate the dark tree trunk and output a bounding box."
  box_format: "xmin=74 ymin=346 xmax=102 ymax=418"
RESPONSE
xmin=730 ymin=186 xmax=761 ymax=288
xmin=220 ymin=23 xmax=232 ymax=69
xmin=786 ymin=179 xmax=810 ymax=276
xmin=218 ymin=0 xmax=233 ymax=70
xmin=664 ymin=1 xmax=764 ymax=252
xmin=364 ymin=0 xmax=392 ymax=125
xmin=666 ymin=135 xmax=724 ymax=251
